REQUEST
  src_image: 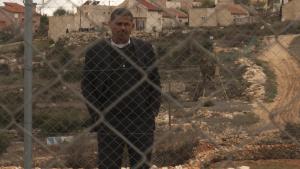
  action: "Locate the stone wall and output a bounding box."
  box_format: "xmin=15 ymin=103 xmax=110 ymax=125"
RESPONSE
xmin=48 ymin=2 xmax=164 ymax=41
xmin=48 ymin=15 xmax=78 ymax=41
xmin=189 ymin=7 xmax=235 ymax=27
xmin=282 ymin=0 xmax=300 ymax=21
xmin=48 ymin=5 xmax=112 ymax=41
xmin=146 ymin=11 xmax=163 ymax=33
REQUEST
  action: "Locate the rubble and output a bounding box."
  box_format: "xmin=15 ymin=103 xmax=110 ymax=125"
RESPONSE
xmin=237 ymin=58 xmax=266 ymax=101
xmin=63 ymin=32 xmax=104 ymax=48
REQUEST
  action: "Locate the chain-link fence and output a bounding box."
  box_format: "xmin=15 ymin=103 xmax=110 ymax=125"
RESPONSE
xmin=1 ymin=0 xmax=300 ymax=168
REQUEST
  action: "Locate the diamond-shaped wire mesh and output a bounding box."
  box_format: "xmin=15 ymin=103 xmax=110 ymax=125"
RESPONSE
xmin=1 ymin=0 xmax=300 ymax=168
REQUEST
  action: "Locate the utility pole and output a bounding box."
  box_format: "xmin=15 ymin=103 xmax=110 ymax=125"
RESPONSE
xmin=41 ymin=0 xmax=45 ymax=14
xmin=24 ymin=0 xmax=33 ymax=169
xmin=79 ymin=8 xmax=82 ymax=31
xmin=268 ymin=0 xmax=274 ymax=12
xmin=36 ymin=0 xmax=47 ymax=15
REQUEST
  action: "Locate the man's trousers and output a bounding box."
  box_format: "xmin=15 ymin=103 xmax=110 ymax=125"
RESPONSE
xmin=97 ymin=129 xmax=154 ymax=169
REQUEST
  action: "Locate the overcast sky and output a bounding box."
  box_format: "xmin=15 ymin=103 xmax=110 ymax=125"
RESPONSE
xmin=0 ymin=0 xmax=124 ymax=15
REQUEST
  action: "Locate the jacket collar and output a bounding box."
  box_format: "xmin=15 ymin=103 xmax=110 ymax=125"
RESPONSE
xmin=110 ymin=38 xmax=131 ymax=48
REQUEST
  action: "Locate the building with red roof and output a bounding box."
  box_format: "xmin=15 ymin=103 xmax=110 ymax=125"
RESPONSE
xmin=162 ymin=8 xmax=188 ymax=29
xmin=118 ymin=0 xmax=163 ymax=32
xmin=137 ymin=0 xmax=161 ymax=11
xmin=0 ymin=2 xmax=40 ymax=34
xmin=189 ymin=2 xmax=253 ymax=27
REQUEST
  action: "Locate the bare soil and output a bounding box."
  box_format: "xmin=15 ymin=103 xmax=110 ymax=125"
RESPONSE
xmin=211 ymin=159 xmax=300 ymax=169
xmin=254 ymin=35 xmax=300 ymax=125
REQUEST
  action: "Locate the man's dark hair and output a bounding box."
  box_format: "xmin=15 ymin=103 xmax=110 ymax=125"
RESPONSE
xmin=110 ymin=8 xmax=133 ymax=21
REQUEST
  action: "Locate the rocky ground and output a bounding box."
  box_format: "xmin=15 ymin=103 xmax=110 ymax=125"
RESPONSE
xmin=1 ymin=33 xmax=300 ymax=169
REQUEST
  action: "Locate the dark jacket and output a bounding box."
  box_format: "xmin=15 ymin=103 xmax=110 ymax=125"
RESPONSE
xmin=81 ymin=38 xmax=161 ymax=132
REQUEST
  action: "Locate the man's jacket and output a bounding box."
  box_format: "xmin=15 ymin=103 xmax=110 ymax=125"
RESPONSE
xmin=81 ymin=38 xmax=161 ymax=132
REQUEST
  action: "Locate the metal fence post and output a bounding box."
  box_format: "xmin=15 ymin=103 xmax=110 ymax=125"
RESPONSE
xmin=24 ymin=0 xmax=33 ymax=168
xmin=168 ymin=74 xmax=171 ymax=129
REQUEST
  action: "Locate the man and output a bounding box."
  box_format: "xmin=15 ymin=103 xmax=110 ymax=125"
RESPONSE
xmin=81 ymin=8 xmax=161 ymax=169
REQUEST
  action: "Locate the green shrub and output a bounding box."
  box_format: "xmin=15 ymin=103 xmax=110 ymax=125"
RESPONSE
xmin=38 ymin=66 xmax=57 ymax=79
xmin=155 ymin=31 xmax=213 ymax=66
xmin=282 ymin=123 xmax=300 ymax=140
xmin=33 ymin=108 xmax=88 ymax=136
xmin=217 ymin=51 xmax=249 ymax=99
xmin=64 ymin=134 xmax=97 ymax=169
xmin=0 ymin=73 xmax=21 ymax=85
xmin=203 ymin=100 xmax=215 ymax=107
xmin=62 ymin=69 xmax=82 ymax=83
xmin=0 ymin=131 xmax=10 ymax=155
xmin=0 ymin=91 xmax=23 ymax=110
xmin=0 ymin=31 xmax=13 ymax=44
xmin=231 ymin=112 xmax=260 ymax=127
xmin=37 ymin=15 xmax=49 ymax=36
xmin=0 ymin=63 xmax=10 ymax=75
xmin=255 ymin=59 xmax=277 ymax=102
xmin=153 ymin=129 xmax=199 ymax=166
xmin=48 ymin=39 xmax=72 ymax=65
xmin=218 ymin=51 xmax=239 ymax=63
xmin=15 ymin=43 xmax=24 ymax=58
xmin=0 ymin=107 xmax=11 ymax=128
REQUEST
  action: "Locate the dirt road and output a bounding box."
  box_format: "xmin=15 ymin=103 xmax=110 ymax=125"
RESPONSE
xmin=256 ymin=34 xmax=300 ymax=126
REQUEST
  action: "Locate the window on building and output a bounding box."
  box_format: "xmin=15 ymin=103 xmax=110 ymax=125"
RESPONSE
xmin=136 ymin=18 xmax=145 ymax=31
xmin=136 ymin=6 xmax=141 ymax=14
xmin=201 ymin=16 xmax=208 ymax=21
xmin=234 ymin=18 xmax=242 ymax=23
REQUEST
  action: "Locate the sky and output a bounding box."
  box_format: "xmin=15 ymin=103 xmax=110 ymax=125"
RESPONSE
xmin=0 ymin=0 xmax=125 ymax=15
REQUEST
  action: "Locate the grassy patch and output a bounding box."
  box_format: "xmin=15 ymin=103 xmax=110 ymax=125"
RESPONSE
xmin=204 ymin=115 xmax=232 ymax=133
xmin=255 ymin=59 xmax=277 ymax=102
xmin=218 ymin=51 xmax=249 ymax=99
xmin=63 ymin=135 xmax=97 ymax=168
xmin=33 ymin=39 xmax=52 ymax=50
xmin=36 ymin=82 xmax=81 ymax=103
xmin=0 ymin=73 xmax=22 ymax=85
xmin=0 ymin=90 xmax=23 ymax=111
xmin=0 ymin=31 xmax=13 ymax=44
xmin=0 ymin=131 xmax=10 ymax=155
xmin=33 ymin=107 xmax=88 ymax=136
xmin=282 ymin=123 xmax=300 ymax=140
xmin=0 ymin=107 xmax=12 ymax=129
xmin=203 ymin=100 xmax=215 ymax=107
xmin=62 ymin=66 xmax=82 ymax=83
xmin=231 ymin=112 xmax=260 ymax=127
xmin=213 ymin=160 xmax=300 ymax=169
xmin=153 ymin=128 xmax=199 ymax=166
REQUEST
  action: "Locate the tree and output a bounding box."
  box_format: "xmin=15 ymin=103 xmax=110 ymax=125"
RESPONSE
xmin=255 ymin=1 xmax=267 ymax=9
xmin=38 ymin=15 xmax=49 ymax=36
xmin=53 ymin=7 xmax=68 ymax=16
xmin=234 ymin=0 xmax=250 ymax=5
xmin=0 ymin=31 xmax=13 ymax=44
xmin=201 ymin=0 xmax=215 ymax=8
xmin=0 ymin=63 xmax=10 ymax=75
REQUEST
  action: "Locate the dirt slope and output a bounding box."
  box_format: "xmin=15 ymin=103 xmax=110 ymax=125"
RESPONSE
xmin=256 ymin=34 xmax=300 ymax=126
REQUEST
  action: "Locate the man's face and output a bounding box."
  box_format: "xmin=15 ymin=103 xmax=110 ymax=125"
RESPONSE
xmin=109 ymin=15 xmax=134 ymax=44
